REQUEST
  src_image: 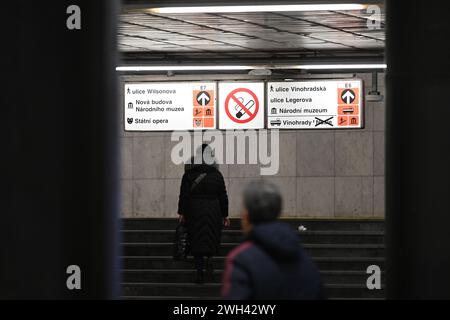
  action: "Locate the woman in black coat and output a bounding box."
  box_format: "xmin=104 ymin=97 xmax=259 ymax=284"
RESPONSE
xmin=178 ymin=144 xmax=229 ymax=283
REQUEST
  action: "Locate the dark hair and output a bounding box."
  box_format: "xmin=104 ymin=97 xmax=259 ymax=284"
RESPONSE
xmin=243 ymin=180 xmax=282 ymax=225
xmin=201 ymin=143 xmax=209 ymax=153
xmin=198 ymin=143 xmax=215 ymax=165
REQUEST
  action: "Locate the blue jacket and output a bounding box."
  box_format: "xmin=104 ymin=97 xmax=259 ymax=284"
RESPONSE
xmin=222 ymin=221 xmax=324 ymax=300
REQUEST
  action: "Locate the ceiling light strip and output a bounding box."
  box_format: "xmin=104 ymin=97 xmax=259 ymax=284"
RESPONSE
xmin=116 ymin=64 xmax=387 ymax=72
xmin=147 ymin=4 xmax=367 ymax=14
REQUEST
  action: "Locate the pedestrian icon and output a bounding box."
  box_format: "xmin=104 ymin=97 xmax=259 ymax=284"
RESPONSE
xmin=196 ymin=91 xmax=211 ymax=106
xmin=341 ymin=89 xmax=356 ymax=104
xmin=127 ymin=88 xmax=131 ymax=94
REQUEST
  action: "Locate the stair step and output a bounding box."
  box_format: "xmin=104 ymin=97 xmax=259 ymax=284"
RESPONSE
xmin=120 ymin=218 xmax=385 ymax=300
xmin=122 ymin=230 xmax=384 ymax=244
xmin=121 ymin=283 xmax=384 ymax=299
xmin=121 ymin=256 xmax=385 ymax=271
xmin=122 ymin=218 xmax=384 ymax=232
xmin=122 ymin=269 xmax=384 ymax=285
xmin=123 ymin=269 xmax=224 ymax=283
xmin=325 ymin=284 xmax=385 ymax=299
xmin=122 ymin=243 xmax=385 ymax=257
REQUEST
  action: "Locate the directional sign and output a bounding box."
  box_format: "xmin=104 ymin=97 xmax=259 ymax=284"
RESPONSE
xmin=124 ymin=82 xmax=216 ymax=131
xmin=218 ymin=82 xmax=265 ymax=129
xmin=340 ymin=89 xmax=355 ymax=104
xmin=195 ymin=91 xmax=211 ymax=106
xmin=267 ymin=80 xmax=363 ymax=129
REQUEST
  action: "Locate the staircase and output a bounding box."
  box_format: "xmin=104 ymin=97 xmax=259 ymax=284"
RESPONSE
xmin=121 ymin=218 xmax=385 ymax=300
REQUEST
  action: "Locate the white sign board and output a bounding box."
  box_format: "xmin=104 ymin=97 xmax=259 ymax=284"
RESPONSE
xmin=267 ymin=80 xmax=363 ymax=129
xmin=124 ymin=82 xmax=216 ymax=131
xmin=218 ymin=82 xmax=265 ymax=129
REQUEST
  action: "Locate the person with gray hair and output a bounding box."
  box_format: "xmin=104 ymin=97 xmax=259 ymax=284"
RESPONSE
xmin=222 ymin=180 xmax=323 ymax=300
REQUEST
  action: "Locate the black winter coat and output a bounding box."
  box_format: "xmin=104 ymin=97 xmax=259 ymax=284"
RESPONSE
xmin=178 ymin=164 xmax=228 ymax=256
xmin=222 ymin=222 xmax=324 ymax=300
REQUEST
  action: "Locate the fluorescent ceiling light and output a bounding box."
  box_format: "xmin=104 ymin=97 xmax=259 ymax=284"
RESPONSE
xmin=293 ymin=64 xmax=387 ymax=70
xmin=147 ymin=4 xmax=366 ymax=14
xmin=116 ymin=65 xmax=255 ymax=71
xmin=116 ymin=64 xmax=386 ymax=72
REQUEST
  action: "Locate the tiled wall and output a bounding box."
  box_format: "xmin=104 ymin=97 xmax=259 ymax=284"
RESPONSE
xmin=120 ymin=73 xmax=385 ymax=218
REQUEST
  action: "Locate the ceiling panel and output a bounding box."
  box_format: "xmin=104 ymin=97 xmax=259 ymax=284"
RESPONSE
xmin=119 ymin=8 xmax=385 ymax=61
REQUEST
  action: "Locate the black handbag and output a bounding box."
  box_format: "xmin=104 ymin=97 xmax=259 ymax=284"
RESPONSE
xmin=173 ymin=172 xmax=208 ymax=260
xmin=173 ymin=222 xmax=190 ymax=261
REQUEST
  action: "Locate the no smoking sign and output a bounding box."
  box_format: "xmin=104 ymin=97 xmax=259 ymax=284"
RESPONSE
xmin=225 ymin=88 xmax=259 ymax=124
xmin=219 ymin=82 xmax=265 ymax=129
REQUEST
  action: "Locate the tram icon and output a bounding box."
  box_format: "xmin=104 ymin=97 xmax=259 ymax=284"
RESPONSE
xmin=270 ymin=119 xmax=282 ymax=127
xmin=342 ymin=107 xmax=355 ymax=114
